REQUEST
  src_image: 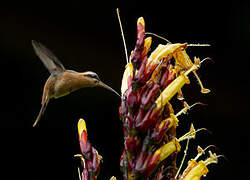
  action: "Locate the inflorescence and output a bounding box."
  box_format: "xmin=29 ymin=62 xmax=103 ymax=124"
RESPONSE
xmin=75 ymin=16 xmax=222 ymax=180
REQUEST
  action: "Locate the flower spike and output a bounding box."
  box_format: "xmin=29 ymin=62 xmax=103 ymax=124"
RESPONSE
xmin=76 ymin=118 xmax=102 ymax=180
xmin=116 ymin=16 xmax=219 ymax=180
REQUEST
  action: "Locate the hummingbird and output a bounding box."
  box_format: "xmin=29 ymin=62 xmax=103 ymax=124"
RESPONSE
xmin=32 ymin=40 xmax=120 ymax=127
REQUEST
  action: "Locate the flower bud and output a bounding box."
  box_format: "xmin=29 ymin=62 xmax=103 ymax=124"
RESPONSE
xmin=144 ymin=150 xmax=161 ymax=176
xmin=82 ymin=168 xmax=89 ymax=180
xmin=134 ymin=108 xmax=144 ymax=126
xmin=140 ymin=83 xmax=160 ymax=109
xmin=136 ymin=56 xmax=147 ymax=80
xmin=142 ymin=37 xmax=152 ymax=57
xmin=119 ymin=99 xmax=127 ymax=121
xmin=135 ymin=107 xmax=159 ymax=132
xmin=126 ymin=88 xmax=139 ymax=109
xmin=133 ymin=56 xmax=148 ymax=88
xmin=131 ymin=17 xmax=145 ymax=68
xmin=79 ymin=132 xmax=92 ymax=156
xmin=78 ymin=118 xmax=87 ymax=139
xmin=151 ymin=119 xmax=170 ymax=143
xmin=160 ymin=65 xmax=176 ymax=89
xmin=92 ymin=148 xmax=101 ymax=173
xmin=135 ymin=151 xmax=151 ymax=174
xmin=125 ymin=136 xmax=141 ymax=153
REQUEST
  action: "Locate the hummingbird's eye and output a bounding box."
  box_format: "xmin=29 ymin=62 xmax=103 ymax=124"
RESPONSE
xmin=84 ymin=73 xmax=99 ymax=80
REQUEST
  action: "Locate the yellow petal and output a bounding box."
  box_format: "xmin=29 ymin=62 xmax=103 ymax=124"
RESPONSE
xmin=78 ymin=118 xmax=87 ymax=136
xmin=180 ymin=159 xmax=198 ymax=179
xmin=147 ymin=43 xmax=186 ymax=68
xmin=110 ymin=176 xmax=117 ymax=180
xmin=155 ymin=64 xmax=198 ymax=110
xmin=155 ymin=138 xmax=181 ymax=162
xmin=183 ymin=161 xmax=208 ymax=180
xmin=121 ymin=63 xmax=133 ymax=96
xmin=143 ymin=37 xmax=152 ymax=56
xmin=173 ymin=49 xmax=193 ymax=69
xmin=155 ymin=74 xmax=190 ymax=110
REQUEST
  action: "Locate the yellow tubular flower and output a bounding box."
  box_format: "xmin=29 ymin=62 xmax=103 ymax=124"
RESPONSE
xmin=182 ymin=150 xmax=220 ymax=180
xmin=147 ymin=44 xmax=165 ymax=64
xmin=78 ymin=118 xmax=87 ymax=137
xmin=183 ymin=161 xmax=208 ymax=180
xmin=155 ymin=138 xmax=181 ymax=162
xmin=155 ymin=64 xmax=198 ymax=110
xmin=159 ymin=113 xmax=179 ymax=131
xmin=146 ymin=43 xmax=186 ymax=67
xmin=155 ymin=123 xmax=198 ymax=164
xmin=121 ymin=63 xmax=133 ymax=96
xmin=173 ymin=49 xmax=193 ymax=68
xmin=180 ymin=159 xmax=198 ymax=179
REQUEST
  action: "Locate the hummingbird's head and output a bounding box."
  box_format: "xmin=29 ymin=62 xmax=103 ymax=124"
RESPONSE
xmin=82 ymin=71 xmax=100 ymax=84
xmin=82 ymin=71 xmax=120 ymax=97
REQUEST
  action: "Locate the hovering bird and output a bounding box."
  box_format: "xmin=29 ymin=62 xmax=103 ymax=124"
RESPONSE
xmin=32 ymin=40 xmax=120 ymax=127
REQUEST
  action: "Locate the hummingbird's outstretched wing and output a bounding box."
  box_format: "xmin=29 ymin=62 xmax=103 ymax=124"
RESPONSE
xmin=32 ymin=40 xmax=66 ymax=74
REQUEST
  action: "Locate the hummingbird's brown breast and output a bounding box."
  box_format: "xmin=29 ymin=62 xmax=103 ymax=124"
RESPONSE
xmin=45 ymin=71 xmax=93 ymax=99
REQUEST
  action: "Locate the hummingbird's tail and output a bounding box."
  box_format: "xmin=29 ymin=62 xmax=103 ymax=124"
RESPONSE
xmin=33 ymin=98 xmax=49 ymax=127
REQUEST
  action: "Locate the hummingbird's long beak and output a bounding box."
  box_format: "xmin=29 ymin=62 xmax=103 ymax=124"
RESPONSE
xmin=97 ymin=81 xmax=121 ymax=98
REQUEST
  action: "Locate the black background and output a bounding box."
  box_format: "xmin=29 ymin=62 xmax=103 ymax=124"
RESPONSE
xmin=0 ymin=1 xmax=249 ymax=179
